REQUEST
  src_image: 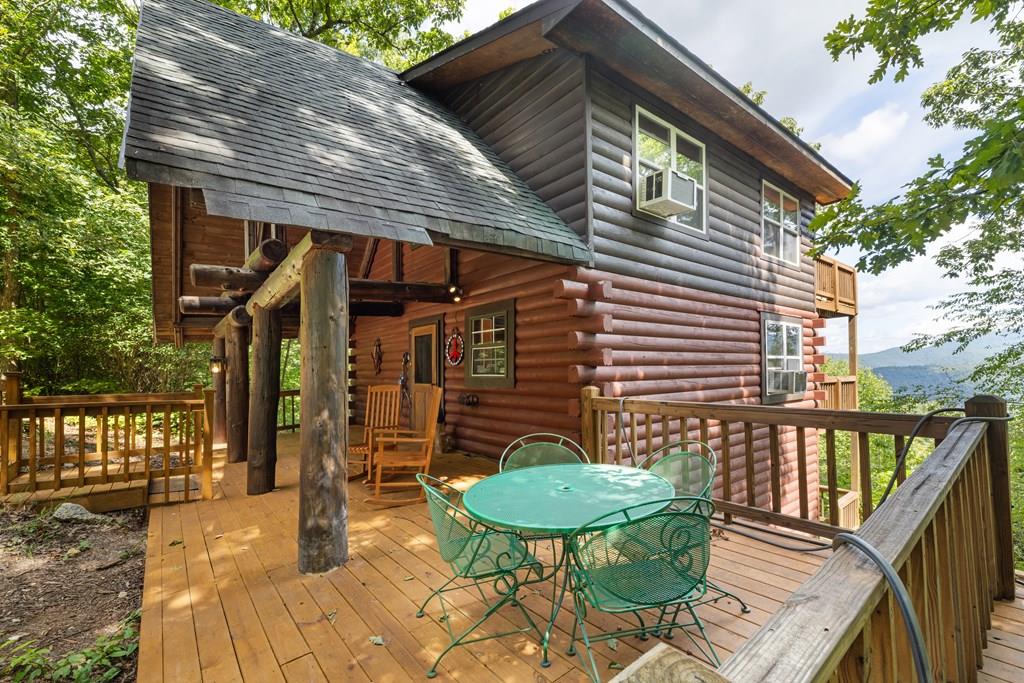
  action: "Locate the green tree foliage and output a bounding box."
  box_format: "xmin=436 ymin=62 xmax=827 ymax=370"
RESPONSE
xmin=0 ymin=0 xmax=465 ymax=392
xmin=811 ymin=0 xmax=1024 ymax=400
xmin=739 ymin=81 xmax=819 ymax=149
xmin=218 ymin=0 xmax=464 ymax=69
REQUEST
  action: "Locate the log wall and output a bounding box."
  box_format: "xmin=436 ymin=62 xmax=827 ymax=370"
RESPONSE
xmin=443 ymin=50 xmax=588 ymax=237
xmin=351 ymin=243 xmax=594 ymax=458
xmin=586 ymin=67 xmax=818 ymax=312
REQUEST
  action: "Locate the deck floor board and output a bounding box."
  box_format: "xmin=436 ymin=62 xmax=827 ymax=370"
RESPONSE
xmin=136 ymin=433 xmax=1021 ymax=681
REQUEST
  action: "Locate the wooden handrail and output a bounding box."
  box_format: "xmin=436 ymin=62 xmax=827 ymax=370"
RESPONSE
xmin=720 ymin=420 xmax=1001 ymax=681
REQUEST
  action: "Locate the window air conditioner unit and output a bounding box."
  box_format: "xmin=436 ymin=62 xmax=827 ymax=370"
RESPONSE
xmin=639 ymin=168 xmax=697 ymax=217
xmin=767 ymin=370 xmax=808 ymax=395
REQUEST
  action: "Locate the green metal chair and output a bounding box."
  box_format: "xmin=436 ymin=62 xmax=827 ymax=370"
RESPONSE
xmin=638 ymin=440 xmax=749 ymax=614
xmin=415 ymin=474 xmax=543 ymax=678
xmin=638 ymin=439 xmax=717 ymax=501
xmin=566 ymin=497 xmax=722 ymax=682
xmin=499 ymin=433 xmax=589 ymax=472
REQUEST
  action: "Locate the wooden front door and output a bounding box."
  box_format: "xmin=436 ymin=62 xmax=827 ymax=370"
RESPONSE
xmin=409 ymin=322 xmax=440 ymax=389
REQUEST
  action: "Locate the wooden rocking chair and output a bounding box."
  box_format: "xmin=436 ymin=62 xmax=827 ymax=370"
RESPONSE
xmin=348 ymin=384 xmax=401 ymax=481
xmin=365 ymin=384 xmax=443 ymax=507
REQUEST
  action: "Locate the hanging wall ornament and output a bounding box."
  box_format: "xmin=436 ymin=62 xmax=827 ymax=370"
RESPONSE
xmin=371 ymin=337 xmax=383 ymax=375
xmin=445 ymin=328 xmax=465 ymax=367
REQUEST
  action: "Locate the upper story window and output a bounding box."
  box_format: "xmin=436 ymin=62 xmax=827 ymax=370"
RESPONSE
xmin=634 ymin=107 xmax=706 ymax=233
xmin=761 ymin=182 xmax=800 ymax=265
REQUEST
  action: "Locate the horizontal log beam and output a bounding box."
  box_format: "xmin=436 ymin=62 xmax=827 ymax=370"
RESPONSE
xmin=181 ymin=297 xmax=404 ymax=318
xmin=212 ymin=305 xmax=252 ymax=337
xmin=244 ymin=238 xmax=288 ymax=273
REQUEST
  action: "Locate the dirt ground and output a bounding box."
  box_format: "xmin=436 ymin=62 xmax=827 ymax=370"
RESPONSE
xmin=0 ymin=504 xmax=146 ymax=680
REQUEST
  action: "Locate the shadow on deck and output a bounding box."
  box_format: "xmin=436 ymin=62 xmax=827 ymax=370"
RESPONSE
xmin=139 ymin=431 xmax=1022 ymax=682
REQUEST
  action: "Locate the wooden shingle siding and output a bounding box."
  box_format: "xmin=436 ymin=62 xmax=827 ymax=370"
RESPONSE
xmin=587 ymin=69 xmax=817 ymax=311
xmin=443 ymin=51 xmax=589 ymax=236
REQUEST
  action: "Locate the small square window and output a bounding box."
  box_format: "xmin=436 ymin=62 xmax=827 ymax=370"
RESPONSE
xmin=762 ymin=314 xmax=806 ymax=404
xmin=465 ymin=300 xmax=515 ymax=388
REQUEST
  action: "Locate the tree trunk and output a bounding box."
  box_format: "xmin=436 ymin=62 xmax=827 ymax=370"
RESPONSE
xmin=297 ymin=248 xmax=349 ymax=574
xmin=248 ymin=305 xmax=281 ymax=494
xmin=225 ymin=318 xmax=249 ymax=463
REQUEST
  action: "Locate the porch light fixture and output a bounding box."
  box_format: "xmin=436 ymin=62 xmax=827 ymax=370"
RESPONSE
xmin=209 ymin=355 xmax=226 ymax=374
xmin=450 ymin=286 xmax=464 ymax=303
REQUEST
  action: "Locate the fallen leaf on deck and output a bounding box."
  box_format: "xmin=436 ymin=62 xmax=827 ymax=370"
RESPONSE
xmin=369 ymin=635 xmax=385 ymax=646
xmin=608 ymin=662 xmax=624 ymax=670
xmin=168 ymin=539 xmax=183 ymax=547
xmin=607 ymin=637 xmax=618 ymax=651
xmin=403 ymin=576 xmax=414 ymax=581
xmin=326 ymin=610 xmax=337 ymax=624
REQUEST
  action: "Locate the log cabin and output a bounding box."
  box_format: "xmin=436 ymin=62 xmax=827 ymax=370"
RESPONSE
xmin=122 ymin=0 xmax=862 ymax=554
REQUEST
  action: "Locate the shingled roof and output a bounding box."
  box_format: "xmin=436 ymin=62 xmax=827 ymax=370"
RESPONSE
xmin=121 ymin=0 xmax=590 ymax=263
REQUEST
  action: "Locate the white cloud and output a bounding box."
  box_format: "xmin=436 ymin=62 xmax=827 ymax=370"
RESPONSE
xmin=818 ymin=104 xmax=909 ymax=166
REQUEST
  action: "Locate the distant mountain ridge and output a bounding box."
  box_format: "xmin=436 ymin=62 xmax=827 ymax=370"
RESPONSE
xmin=830 ymin=334 xmax=1019 ymax=396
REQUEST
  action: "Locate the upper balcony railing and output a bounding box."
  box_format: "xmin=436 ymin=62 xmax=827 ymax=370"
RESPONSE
xmin=815 ymin=254 xmax=857 ymax=317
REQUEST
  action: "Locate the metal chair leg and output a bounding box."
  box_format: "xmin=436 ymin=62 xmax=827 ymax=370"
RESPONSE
xmin=707 ymin=579 xmax=750 ymax=613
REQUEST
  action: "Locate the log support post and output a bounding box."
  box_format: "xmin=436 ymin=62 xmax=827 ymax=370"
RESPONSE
xmin=298 ymin=246 xmax=350 ymax=573
xmin=219 ymin=306 xmax=251 ymax=463
xmin=580 ymin=386 xmax=599 ymax=463
xmin=212 ymin=336 xmax=227 ymax=446
xmin=965 ymin=394 xmax=1014 ymax=599
xmin=247 ymin=305 xmax=282 ymax=494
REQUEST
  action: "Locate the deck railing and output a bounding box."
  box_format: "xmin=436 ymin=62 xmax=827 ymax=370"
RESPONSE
xmin=818 ymin=374 xmax=857 ymax=410
xmin=815 ymin=254 xmax=857 ymax=317
xmin=579 ymin=386 xmax=964 ymax=535
xmin=0 ymin=381 xmax=214 ymax=503
xmin=720 ymin=403 xmax=1013 ymax=681
xmin=278 ymin=389 xmax=300 ymax=432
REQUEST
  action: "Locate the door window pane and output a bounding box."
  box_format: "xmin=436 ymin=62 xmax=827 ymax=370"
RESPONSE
xmin=414 ymin=333 xmax=433 ymax=384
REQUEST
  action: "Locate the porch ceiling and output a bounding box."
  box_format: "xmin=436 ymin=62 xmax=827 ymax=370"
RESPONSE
xmin=121 ymin=0 xmax=590 ymax=263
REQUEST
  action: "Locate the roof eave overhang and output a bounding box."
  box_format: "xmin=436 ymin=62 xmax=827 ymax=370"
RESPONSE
xmin=405 ymin=0 xmax=852 ymax=204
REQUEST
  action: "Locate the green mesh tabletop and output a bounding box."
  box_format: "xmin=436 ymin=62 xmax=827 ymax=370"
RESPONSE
xmin=463 ymin=464 xmax=674 ymax=534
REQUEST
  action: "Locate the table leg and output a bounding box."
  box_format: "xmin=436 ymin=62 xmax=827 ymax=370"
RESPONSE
xmin=541 ymin=536 xmax=572 ymax=668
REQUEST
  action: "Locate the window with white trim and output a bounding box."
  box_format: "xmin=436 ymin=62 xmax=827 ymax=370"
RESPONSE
xmin=761 ymin=182 xmax=801 ymax=265
xmin=762 ymin=314 xmax=806 ymax=403
xmin=634 ymin=107 xmax=706 ymax=232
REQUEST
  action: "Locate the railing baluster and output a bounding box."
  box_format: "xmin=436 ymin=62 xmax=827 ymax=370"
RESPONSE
xmin=743 ymin=422 xmax=755 ymax=507
xmin=28 ymin=409 xmax=37 ymax=490
xmin=796 ymin=426 xmax=809 ymax=519
xmin=183 ymin=407 xmax=192 ymax=503
xmin=145 ymin=405 xmax=153 ymax=478
xmin=77 ymin=408 xmax=85 ymax=485
xmin=629 ymin=412 xmax=637 ymax=464
xmin=0 ymin=410 xmax=8 ymax=494
xmin=858 ymin=432 xmax=872 ymax=519
xmin=825 ymin=428 xmax=838 ymax=527
xmin=100 ymin=407 xmax=109 ymax=481
xmin=720 ymin=420 xmax=732 ymax=523
xmin=768 ymin=424 xmax=782 ymax=513
xmin=644 ymin=413 xmax=652 ymax=462
xmin=53 ymin=408 xmax=62 ymax=490
xmin=613 ymin=410 xmax=621 ymax=465
xmin=660 ymin=415 xmax=668 ymax=452
xmin=599 ymin=410 xmax=607 ymax=464
xmin=163 ymin=405 xmax=171 ymax=504
xmin=123 ymin=406 xmax=131 ymax=482
xmin=894 ymin=434 xmax=907 ymax=484
xmin=935 ymin=500 xmax=966 ymax=680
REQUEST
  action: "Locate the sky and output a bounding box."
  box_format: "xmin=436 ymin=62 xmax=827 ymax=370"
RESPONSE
xmin=447 ymin=0 xmax=999 ymax=354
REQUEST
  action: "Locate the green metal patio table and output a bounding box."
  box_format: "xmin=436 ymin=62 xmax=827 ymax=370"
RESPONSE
xmin=463 ymin=463 xmax=674 ymax=667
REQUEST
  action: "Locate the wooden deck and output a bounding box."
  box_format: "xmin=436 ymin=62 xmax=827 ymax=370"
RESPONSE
xmin=135 ymin=433 xmax=1022 ymax=682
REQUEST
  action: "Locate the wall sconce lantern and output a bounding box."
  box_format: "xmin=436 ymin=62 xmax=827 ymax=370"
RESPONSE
xmin=449 ymin=285 xmax=464 ymax=303
xmin=209 ymin=355 xmax=226 ymax=374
